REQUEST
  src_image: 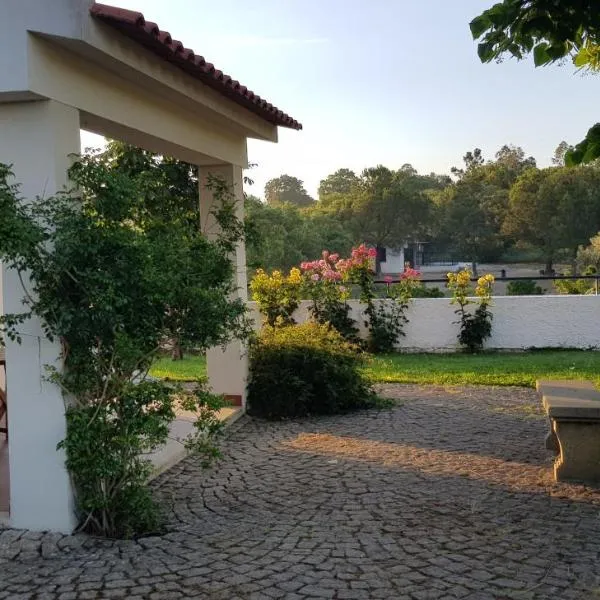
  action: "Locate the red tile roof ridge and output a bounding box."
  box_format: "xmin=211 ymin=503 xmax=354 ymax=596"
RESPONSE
xmin=90 ymin=2 xmax=302 ymax=130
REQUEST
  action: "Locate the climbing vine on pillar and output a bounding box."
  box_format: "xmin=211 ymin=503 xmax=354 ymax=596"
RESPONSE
xmin=0 ymin=152 xmax=250 ymax=538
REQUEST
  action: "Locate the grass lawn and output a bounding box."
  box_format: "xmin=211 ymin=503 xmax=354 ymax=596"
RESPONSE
xmin=150 ymin=354 xmax=207 ymax=381
xmin=151 ymin=350 xmax=600 ymax=388
xmin=363 ymin=350 xmax=600 ymax=388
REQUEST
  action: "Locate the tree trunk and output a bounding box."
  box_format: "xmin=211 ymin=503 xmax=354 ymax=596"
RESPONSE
xmin=171 ymin=339 xmax=183 ymax=361
xmin=471 ymin=260 xmax=478 ymax=277
xmin=571 ymin=248 xmax=579 ymax=276
xmin=544 ymin=257 xmax=554 ymax=276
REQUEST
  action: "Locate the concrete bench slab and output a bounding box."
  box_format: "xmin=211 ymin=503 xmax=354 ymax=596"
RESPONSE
xmin=537 ymin=379 xmax=600 ymax=483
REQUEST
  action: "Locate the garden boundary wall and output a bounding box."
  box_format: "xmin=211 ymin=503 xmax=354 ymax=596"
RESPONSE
xmin=247 ymin=295 xmax=600 ymax=351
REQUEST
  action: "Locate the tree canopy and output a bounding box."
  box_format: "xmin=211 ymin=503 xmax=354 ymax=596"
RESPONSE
xmin=264 ymin=174 xmax=314 ymax=207
xmin=472 ymin=1 xmax=600 ymax=165
xmin=471 ymin=0 xmax=600 ymax=70
xmin=504 ymin=165 xmax=600 ymax=272
xmin=318 ymin=168 xmax=359 ymax=200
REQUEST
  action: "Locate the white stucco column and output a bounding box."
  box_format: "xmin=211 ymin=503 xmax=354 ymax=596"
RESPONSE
xmin=199 ymin=164 xmax=248 ymax=407
xmin=0 ymin=100 xmax=80 ymax=532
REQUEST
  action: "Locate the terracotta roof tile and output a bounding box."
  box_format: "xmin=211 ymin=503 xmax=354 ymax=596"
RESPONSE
xmin=90 ymin=3 xmax=302 ymax=130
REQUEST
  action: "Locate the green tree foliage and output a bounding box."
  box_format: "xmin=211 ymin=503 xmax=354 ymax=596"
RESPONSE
xmin=553 ymin=141 xmax=574 ymax=166
xmin=0 ymin=155 xmax=248 ymax=537
xmin=264 ymin=174 xmax=314 ymax=207
xmin=472 ymin=1 xmax=600 ymax=165
xmin=318 ymin=168 xmax=359 ymax=200
xmin=566 ymin=124 xmax=600 ymax=166
xmin=504 ymin=165 xmax=600 ymax=273
xmin=99 ymin=141 xmax=199 ymax=227
xmin=577 ymin=232 xmax=600 ymax=272
xmin=245 ymin=197 xmax=353 ymax=272
xmin=437 ymin=145 xmax=536 ymax=267
xmin=253 ymin=147 xmax=600 ymax=275
xmin=321 ymin=165 xmax=442 ymax=251
xmin=455 ymin=145 xmax=536 ymax=188
xmin=451 ymin=148 xmax=485 ymax=178
xmin=435 ymin=180 xmax=507 ymax=270
xmin=470 ymin=0 xmax=600 ymax=70
xmin=87 ymin=141 xmax=253 ymax=359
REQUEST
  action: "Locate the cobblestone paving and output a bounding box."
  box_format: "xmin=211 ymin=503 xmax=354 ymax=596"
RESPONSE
xmin=2 ymin=384 xmax=600 ymax=599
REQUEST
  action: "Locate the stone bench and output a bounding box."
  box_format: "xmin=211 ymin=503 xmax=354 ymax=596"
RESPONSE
xmin=537 ymin=379 xmax=600 ymax=483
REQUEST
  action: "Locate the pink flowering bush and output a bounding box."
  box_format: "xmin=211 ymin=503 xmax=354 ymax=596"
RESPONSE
xmin=300 ymin=250 xmax=359 ymax=343
xmin=254 ymin=245 xmax=433 ymax=353
xmin=397 ymin=266 xmax=444 ymax=299
xmin=299 ymin=246 xmax=423 ymax=352
xmin=357 ymin=262 xmax=419 ymax=353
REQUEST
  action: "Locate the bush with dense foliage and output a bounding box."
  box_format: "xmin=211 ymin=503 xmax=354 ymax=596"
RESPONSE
xmin=247 ymin=322 xmax=377 ymax=419
xmin=250 ymin=267 xmax=302 ymax=326
xmin=0 ymin=154 xmax=249 ymax=538
xmin=300 ymin=250 xmax=360 ymax=343
xmin=554 ymin=270 xmax=596 ymax=295
xmin=358 ymin=264 xmax=419 ymax=353
xmin=408 ymin=284 xmax=445 ymax=298
xmin=506 ymin=279 xmax=543 ymax=295
xmin=447 ymin=269 xmax=494 ymax=352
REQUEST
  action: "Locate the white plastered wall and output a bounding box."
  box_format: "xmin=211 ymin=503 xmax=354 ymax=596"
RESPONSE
xmin=248 ymin=296 xmax=600 ymax=351
xmin=199 ymin=165 xmax=248 ymax=406
xmin=0 ymin=101 xmax=80 ymax=532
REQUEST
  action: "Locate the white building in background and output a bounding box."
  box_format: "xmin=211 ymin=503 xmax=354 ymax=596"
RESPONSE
xmin=378 ymin=242 xmax=428 ymax=275
xmin=378 ymin=246 xmax=406 ymax=274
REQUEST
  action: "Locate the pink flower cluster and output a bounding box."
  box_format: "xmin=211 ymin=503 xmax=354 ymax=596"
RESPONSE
xmin=350 ymin=244 xmax=377 ymax=267
xmin=335 ymin=244 xmax=377 ymax=274
xmin=383 ymin=267 xmax=421 ymax=285
xmin=400 ymin=267 xmax=421 ymax=280
xmin=300 ymin=250 xmax=343 ymax=282
xmin=300 ymin=245 xmax=377 ymax=282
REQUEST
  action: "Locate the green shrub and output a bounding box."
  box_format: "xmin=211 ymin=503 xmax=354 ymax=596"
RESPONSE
xmin=447 ymin=270 xmax=494 ymax=353
xmin=506 ymin=279 xmax=543 ymax=295
xmin=554 ymin=269 xmax=595 ymax=295
xmin=365 ymin=298 xmax=408 ymax=353
xmin=58 ymin=380 xmax=226 ymax=538
xmin=409 ymin=285 xmax=444 ymax=298
xmin=0 ymin=156 xmax=245 ymax=538
xmin=247 ymin=322 xmax=377 ymax=419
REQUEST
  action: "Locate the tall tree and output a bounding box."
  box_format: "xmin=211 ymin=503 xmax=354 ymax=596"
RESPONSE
xmin=264 ymin=175 xmax=314 ymax=208
xmin=435 ymin=180 xmax=506 ymax=273
xmin=443 ymin=144 xmax=537 ymax=262
xmin=504 ymin=166 xmax=600 ymax=273
xmin=318 ymin=168 xmax=359 ymax=200
xmin=552 ymin=141 xmax=574 ymax=167
xmin=246 ymin=198 xmax=353 ymax=272
xmin=451 ymin=148 xmax=485 ymax=179
xmin=348 ymin=166 xmax=435 ymax=250
xmin=494 ymin=144 xmax=536 ymax=172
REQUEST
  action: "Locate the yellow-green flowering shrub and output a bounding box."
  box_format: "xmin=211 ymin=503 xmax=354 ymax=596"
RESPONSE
xmin=250 ymin=267 xmax=302 ymax=326
xmin=447 ymin=269 xmax=494 ymax=352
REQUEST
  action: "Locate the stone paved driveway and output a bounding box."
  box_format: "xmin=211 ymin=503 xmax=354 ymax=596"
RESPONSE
xmin=2 ymin=385 xmax=600 ymax=599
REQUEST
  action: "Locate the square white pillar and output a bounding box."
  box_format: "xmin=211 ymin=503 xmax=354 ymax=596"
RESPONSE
xmin=199 ymin=164 xmax=248 ymax=407
xmin=0 ymin=100 xmax=80 ymax=532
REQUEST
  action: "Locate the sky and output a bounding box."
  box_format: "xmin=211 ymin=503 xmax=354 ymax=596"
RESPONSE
xmin=82 ymin=0 xmax=600 ymax=199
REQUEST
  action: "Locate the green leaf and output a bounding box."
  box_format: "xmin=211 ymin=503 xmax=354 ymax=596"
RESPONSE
xmin=477 ymin=42 xmax=496 ymax=62
xmin=574 ymin=47 xmax=590 ymax=68
xmin=533 ymin=43 xmax=551 ymax=66
xmin=470 ymin=15 xmax=491 ymax=39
